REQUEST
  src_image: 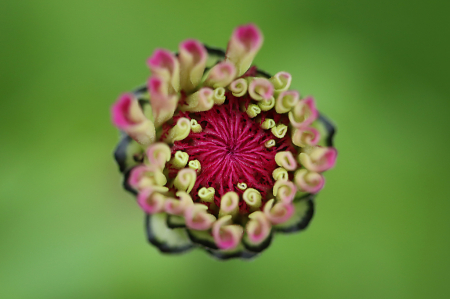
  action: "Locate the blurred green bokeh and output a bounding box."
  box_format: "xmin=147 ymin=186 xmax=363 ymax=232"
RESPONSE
xmin=1 ymin=1 xmax=449 ymax=298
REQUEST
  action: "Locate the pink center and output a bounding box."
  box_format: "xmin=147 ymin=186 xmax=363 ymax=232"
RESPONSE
xmin=172 ymin=93 xmax=294 ymax=213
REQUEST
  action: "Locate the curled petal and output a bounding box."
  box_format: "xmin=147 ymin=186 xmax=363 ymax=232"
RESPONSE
xmin=128 ymin=165 xmax=149 ymax=189
xmin=294 ymin=169 xmax=325 ymax=193
xmin=272 ymin=167 xmax=288 ymax=181
xmin=292 ymin=127 xmax=320 ymax=148
xmin=137 ymin=188 xmax=167 ymax=214
xmin=111 ymin=94 xmax=156 ymax=146
xmin=273 ymin=180 xmax=297 ymax=204
xmin=198 ymin=187 xmax=215 ymax=202
xmin=271 ymin=124 xmax=288 ymax=138
xmin=212 ymin=87 xmax=226 ymax=105
xmin=229 ymin=78 xmax=248 ymax=97
xmin=129 ymin=165 xmax=168 ymax=190
xmin=188 ymin=159 xmax=201 ymax=173
xmin=212 ymin=215 xmax=244 ymax=250
xmin=237 ymin=182 xmax=247 ymax=190
xmin=288 ymin=96 xmax=318 ymax=128
xmin=264 ymin=199 xmax=294 ymax=225
xmin=190 ymin=119 xmax=202 ymax=133
xmin=173 ymin=168 xmax=197 ymax=193
xmin=245 ymin=104 xmax=261 ymax=118
xmin=112 ymin=94 xmax=145 ymax=127
xmin=164 ymin=117 xmax=191 ymax=143
xmin=275 ymin=90 xmax=300 ymax=114
xmin=147 ymin=49 xmax=180 ymax=93
xmin=164 ymin=191 xmax=194 ymax=216
xmin=246 ymin=211 xmax=271 ymax=244
xmin=274 ymin=151 xmax=297 ymax=171
xmin=261 ymin=118 xmax=275 ymax=130
xmin=248 ymin=78 xmax=274 ymax=101
xmin=180 ymin=88 xmax=214 ymax=112
xmin=257 ymin=96 xmax=275 ymax=111
xmin=185 ymin=204 xmax=216 ymax=230
xmin=226 ymin=24 xmax=263 ymax=76
xmin=179 ymin=39 xmax=207 ymax=92
xmin=204 ymin=61 xmax=237 ymax=88
xmin=264 ymin=139 xmax=276 ymax=148
xmin=299 ymin=146 xmax=337 ymax=172
xmin=218 ymin=191 xmax=239 ymax=218
xmin=272 ymin=194 xmax=315 ymax=233
xmin=170 ymin=151 xmax=189 ymax=169
xmin=148 ymin=76 xmax=178 ymax=127
xmin=177 ymin=191 xmax=194 ymax=205
xmin=270 ymin=72 xmax=292 ymax=93
xmin=146 ymin=143 xmax=171 ymax=170
xmin=242 ymin=188 xmax=262 ymax=212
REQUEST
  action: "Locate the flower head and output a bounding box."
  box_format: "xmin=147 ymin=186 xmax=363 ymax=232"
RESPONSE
xmin=112 ymin=24 xmax=337 ymax=259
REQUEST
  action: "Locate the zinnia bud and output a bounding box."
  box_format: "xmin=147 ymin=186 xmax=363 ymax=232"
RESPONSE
xmin=112 ymin=24 xmax=337 ymax=260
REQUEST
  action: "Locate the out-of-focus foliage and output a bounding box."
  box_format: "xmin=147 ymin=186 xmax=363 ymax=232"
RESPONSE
xmin=1 ymin=1 xmax=449 ymax=298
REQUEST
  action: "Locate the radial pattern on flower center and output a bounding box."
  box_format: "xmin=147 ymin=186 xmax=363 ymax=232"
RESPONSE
xmin=172 ymin=94 xmax=293 ymax=210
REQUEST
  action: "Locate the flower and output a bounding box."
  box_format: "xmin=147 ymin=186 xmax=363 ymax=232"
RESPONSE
xmin=111 ymin=24 xmax=337 ymax=260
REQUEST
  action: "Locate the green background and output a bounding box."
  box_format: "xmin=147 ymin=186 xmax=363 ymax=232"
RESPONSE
xmin=1 ymin=0 xmax=449 ymax=298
